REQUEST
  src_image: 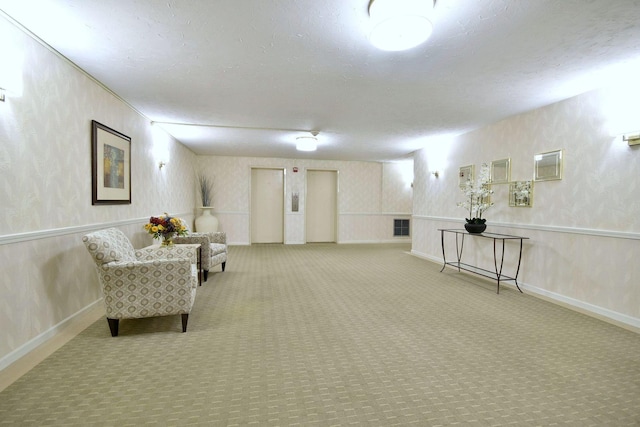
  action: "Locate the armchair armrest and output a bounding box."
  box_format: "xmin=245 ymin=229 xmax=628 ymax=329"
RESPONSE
xmin=173 ymin=234 xmax=212 ymax=260
xmin=207 ymin=231 xmax=226 ymax=245
xmin=174 ymin=232 xmax=227 ymax=280
xmin=135 ymin=245 xmax=198 ymax=264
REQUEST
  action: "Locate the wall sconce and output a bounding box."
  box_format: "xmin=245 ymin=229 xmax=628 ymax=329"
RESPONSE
xmin=622 ymin=132 xmax=640 ymax=146
xmin=431 ymin=171 xmax=439 ymax=178
xmin=0 ymin=35 xmax=25 ymax=102
xmin=158 ymin=161 xmax=166 ymax=169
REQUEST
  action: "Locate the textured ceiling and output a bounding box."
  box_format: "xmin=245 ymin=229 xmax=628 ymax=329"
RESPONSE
xmin=2 ymin=0 xmax=640 ymax=161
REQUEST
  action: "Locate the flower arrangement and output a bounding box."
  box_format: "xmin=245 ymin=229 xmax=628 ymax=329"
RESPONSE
xmin=457 ymin=163 xmax=494 ymax=225
xmin=144 ymin=213 xmax=188 ymax=245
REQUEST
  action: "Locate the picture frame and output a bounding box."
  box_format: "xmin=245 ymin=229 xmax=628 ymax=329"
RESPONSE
xmin=534 ymin=149 xmax=563 ymax=181
xmin=490 ymin=158 xmax=511 ymax=184
xmin=509 ymin=180 xmax=533 ymax=207
xmin=459 ymin=164 xmax=475 ymax=187
xmin=91 ymin=120 xmax=131 ymax=205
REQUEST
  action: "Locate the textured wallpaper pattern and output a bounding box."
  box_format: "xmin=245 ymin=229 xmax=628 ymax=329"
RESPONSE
xmin=381 ymin=161 xmax=413 ymax=213
xmin=0 ymin=19 xmax=197 ymax=364
xmin=196 ymin=156 xmax=412 ymax=245
xmin=0 ymin=17 xmax=413 ymax=365
xmin=412 ymin=88 xmax=639 ymax=322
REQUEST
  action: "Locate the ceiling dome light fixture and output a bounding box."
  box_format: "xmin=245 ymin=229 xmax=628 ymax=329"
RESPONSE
xmin=296 ymin=133 xmax=318 ymax=152
xmin=368 ymin=0 xmax=434 ymax=52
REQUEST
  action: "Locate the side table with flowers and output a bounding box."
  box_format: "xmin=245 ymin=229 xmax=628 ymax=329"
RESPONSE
xmin=144 ymin=213 xmax=188 ymax=245
xmin=457 ymin=163 xmax=494 ymax=233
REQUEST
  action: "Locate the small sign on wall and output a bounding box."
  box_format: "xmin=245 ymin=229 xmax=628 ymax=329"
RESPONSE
xmin=292 ymin=192 xmax=299 ymax=212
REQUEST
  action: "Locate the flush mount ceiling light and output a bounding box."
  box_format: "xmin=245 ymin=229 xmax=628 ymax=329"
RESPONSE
xmin=296 ymin=132 xmax=319 ymax=152
xmin=368 ymin=0 xmax=434 ymax=51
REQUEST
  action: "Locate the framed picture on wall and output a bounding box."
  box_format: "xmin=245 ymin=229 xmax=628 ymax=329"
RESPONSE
xmin=459 ymin=164 xmax=474 ymax=187
xmin=490 ymin=158 xmax=511 ymax=184
xmin=91 ymin=120 xmax=131 ymax=205
xmin=534 ymin=149 xmax=563 ymax=181
xmin=509 ymin=180 xmax=533 ymax=207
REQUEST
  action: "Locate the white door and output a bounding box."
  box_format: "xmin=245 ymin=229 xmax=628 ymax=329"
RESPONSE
xmin=306 ymin=170 xmax=337 ymax=243
xmin=251 ymin=168 xmax=284 ymax=243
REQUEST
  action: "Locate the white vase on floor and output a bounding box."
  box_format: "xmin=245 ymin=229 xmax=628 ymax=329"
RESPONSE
xmin=195 ymin=207 xmax=219 ymax=232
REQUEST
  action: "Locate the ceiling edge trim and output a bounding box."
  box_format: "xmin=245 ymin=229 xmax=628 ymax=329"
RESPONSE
xmin=0 ymin=9 xmax=149 ymax=123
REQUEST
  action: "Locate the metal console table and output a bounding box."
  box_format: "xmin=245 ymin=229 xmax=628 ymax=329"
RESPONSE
xmin=438 ymin=229 xmax=529 ymax=294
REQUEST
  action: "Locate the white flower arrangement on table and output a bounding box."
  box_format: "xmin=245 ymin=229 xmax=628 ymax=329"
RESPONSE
xmin=457 ymin=163 xmax=494 ymax=224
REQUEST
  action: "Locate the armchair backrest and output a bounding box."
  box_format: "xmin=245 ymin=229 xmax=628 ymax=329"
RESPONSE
xmin=82 ymin=228 xmax=137 ymax=265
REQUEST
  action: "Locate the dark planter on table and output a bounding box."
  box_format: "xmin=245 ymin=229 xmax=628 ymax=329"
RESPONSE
xmin=464 ymin=222 xmax=487 ymax=234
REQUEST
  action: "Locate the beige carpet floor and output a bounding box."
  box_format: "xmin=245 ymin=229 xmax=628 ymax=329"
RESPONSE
xmin=1 ymin=243 xmax=639 ymax=426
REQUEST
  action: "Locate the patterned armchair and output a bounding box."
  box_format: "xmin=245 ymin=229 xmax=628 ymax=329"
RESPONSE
xmin=174 ymin=231 xmax=227 ymax=282
xmin=82 ymin=228 xmax=198 ymax=337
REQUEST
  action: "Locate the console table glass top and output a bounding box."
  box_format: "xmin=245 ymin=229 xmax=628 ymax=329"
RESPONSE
xmin=438 ymin=229 xmax=529 ymax=294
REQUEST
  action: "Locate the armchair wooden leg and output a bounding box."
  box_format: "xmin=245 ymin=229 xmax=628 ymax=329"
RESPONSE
xmin=203 ymin=270 xmax=209 ymax=282
xmin=107 ymin=318 xmax=119 ymax=337
xmin=181 ymin=313 xmax=189 ymax=332
xmin=222 ymin=262 xmax=226 ymax=272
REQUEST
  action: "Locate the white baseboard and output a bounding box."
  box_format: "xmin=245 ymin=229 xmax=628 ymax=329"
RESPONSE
xmin=339 ymin=239 xmax=412 ymax=244
xmin=520 ymin=284 xmax=640 ymax=333
xmin=0 ymin=299 xmax=103 ymax=373
xmin=410 ymin=250 xmax=640 ymax=333
xmin=231 ymin=240 xmax=412 ymax=245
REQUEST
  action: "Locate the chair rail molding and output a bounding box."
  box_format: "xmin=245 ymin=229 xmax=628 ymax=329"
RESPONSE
xmin=412 ymin=215 xmax=640 ymax=241
xmin=0 ymin=212 xmax=194 ymax=245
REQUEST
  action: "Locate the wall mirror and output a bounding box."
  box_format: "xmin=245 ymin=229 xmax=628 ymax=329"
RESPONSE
xmin=459 ymin=164 xmax=474 ymax=187
xmin=509 ymin=181 xmax=533 ymax=207
xmin=490 ymin=158 xmax=511 ymax=184
xmin=534 ymin=149 xmax=563 ymax=181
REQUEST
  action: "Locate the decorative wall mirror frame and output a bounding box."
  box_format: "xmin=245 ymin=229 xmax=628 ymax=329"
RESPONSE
xmin=490 ymin=158 xmax=511 ymax=184
xmin=509 ymin=180 xmax=533 ymax=207
xmin=459 ymin=164 xmax=474 ymax=187
xmin=534 ymin=149 xmax=563 ymax=181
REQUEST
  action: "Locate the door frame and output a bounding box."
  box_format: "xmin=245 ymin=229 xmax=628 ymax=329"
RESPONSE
xmin=249 ymin=166 xmax=286 ymax=244
xmin=305 ymin=168 xmax=339 ymax=243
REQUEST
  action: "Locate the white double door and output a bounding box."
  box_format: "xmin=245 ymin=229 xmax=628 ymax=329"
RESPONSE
xmin=250 ymin=168 xmax=337 ymax=244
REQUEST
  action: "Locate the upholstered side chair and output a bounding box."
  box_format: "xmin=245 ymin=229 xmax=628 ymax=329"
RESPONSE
xmin=174 ymin=230 xmax=227 ymax=282
xmin=82 ymin=228 xmax=198 ymax=336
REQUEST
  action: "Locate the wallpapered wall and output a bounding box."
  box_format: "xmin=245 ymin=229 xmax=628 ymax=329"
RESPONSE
xmin=3 ymin=8 xmax=636 ymax=372
xmin=0 ymin=18 xmax=197 ymax=368
xmin=411 ymin=88 xmax=640 ymax=327
xmin=0 ymin=16 xmax=413 ymax=368
xmin=195 ymin=156 xmax=413 ymax=245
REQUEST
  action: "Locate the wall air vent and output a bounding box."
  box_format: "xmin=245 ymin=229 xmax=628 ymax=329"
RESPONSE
xmin=394 ymin=219 xmax=410 ymax=237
